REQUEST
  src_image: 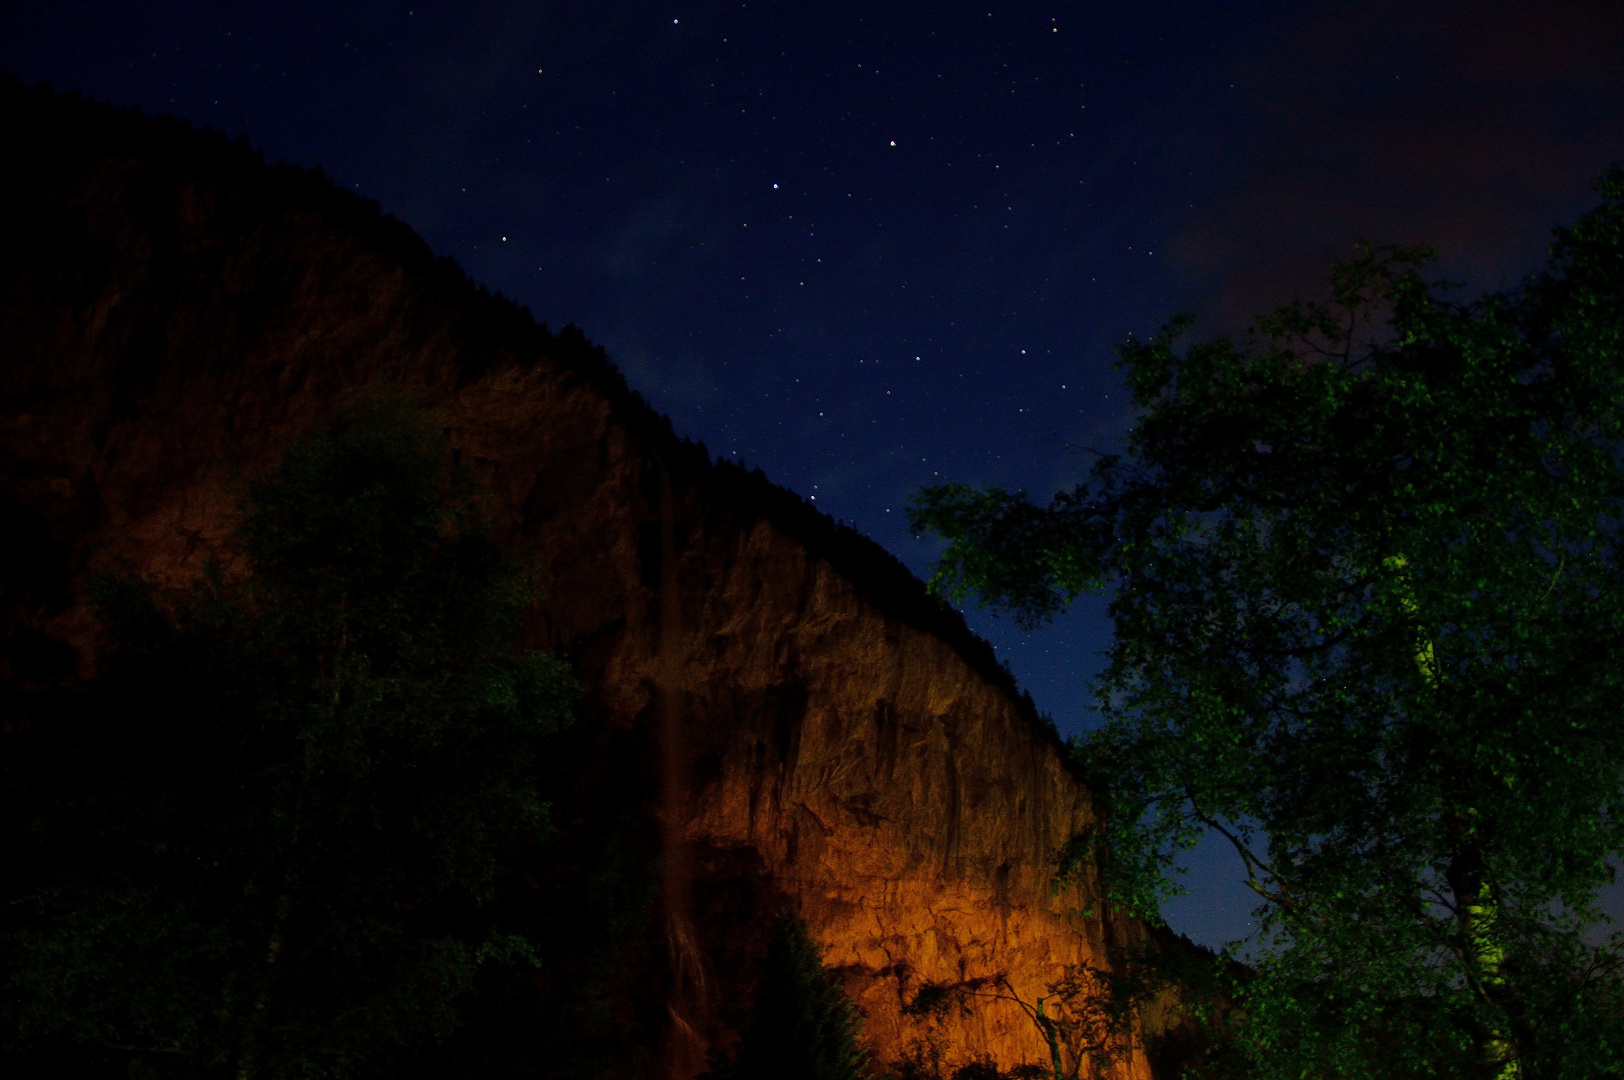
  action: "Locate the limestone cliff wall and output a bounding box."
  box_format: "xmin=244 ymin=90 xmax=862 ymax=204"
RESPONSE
xmin=0 ymin=84 xmax=1170 ymax=1078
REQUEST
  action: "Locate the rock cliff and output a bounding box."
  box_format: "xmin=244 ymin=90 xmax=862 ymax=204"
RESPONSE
xmin=0 ymin=81 xmax=1186 ymax=1078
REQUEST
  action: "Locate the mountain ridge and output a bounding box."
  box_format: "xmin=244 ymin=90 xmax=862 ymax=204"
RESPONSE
xmin=0 ymin=74 xmax=1071 ymax=766
xmin=0 ymin=76 xmax=1195 ymax=1079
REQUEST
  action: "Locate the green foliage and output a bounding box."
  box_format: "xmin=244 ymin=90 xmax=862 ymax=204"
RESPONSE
xmin=1 ymin=399 xmax=577 ymax=1079
xmin=726 ymin=913 xmax=870 ymax=1080
xmin=911 ymin=170 xmax=1624 ymax=1077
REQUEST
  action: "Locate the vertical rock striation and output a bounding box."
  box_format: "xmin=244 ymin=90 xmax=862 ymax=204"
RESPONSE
xmin=0 ymin=81 xmax=1176 ymax=1078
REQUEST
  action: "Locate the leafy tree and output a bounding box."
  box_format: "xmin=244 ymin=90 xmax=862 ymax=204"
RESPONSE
xmin=910 ymin=170 xmax=1624 ymax=1078
xmin=727 ymin=913 xmax=870 ymax=1080
xmin=1 ymin=399 xmax=577 ymax=1079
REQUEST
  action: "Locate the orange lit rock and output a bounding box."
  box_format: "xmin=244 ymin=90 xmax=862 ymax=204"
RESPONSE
xmin=0 ymin=83 xmax=1182 ymax=1079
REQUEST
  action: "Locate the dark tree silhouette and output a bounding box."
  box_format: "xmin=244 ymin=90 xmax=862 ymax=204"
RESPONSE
xmin=1 ymin=399 xmax=577 ymax=1079
xmin=728 ymin=914 xmax=870 ymax=1080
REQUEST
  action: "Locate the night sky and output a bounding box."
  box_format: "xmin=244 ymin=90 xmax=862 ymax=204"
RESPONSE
xmin=6 ymin=0 xmax=1623 ymax=949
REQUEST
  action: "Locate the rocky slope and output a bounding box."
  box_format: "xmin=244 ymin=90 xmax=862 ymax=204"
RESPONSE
xmin=0 ymin=81 xmax=1189 ymax=1078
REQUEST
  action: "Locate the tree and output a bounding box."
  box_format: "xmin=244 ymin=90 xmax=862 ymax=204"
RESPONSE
xmin=727 ymin=913 xmax=870 ymax=1080
xmin=1 ymin=399 xmax=577 ymax=1079
xmin=901 ymin=963 xmax=1157 ymax=1080
xmin=910 ymin=170 xmax=1624 ymax=1079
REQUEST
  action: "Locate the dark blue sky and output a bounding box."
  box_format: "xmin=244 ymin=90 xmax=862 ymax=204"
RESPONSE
xmin=6 ymin=0 xmax=1623 ymax=949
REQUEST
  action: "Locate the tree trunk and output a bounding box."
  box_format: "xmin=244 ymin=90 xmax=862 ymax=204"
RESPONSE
xmin=238 ymin=624 xmax=344 ymax=1080
xmin=1448 ymin=842 xmax=1520 ymax=1080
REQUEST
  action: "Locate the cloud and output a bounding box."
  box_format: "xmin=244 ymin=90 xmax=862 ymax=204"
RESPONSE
xmin=596 ymin=191 xmax=699 ymax=279
xmin=1169 ymin=0 xmax=1624 ymax=332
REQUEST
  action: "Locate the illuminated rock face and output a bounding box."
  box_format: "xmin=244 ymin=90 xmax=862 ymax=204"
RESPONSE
xmin=0 ymin=86 xmax=1171 ymax=1079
